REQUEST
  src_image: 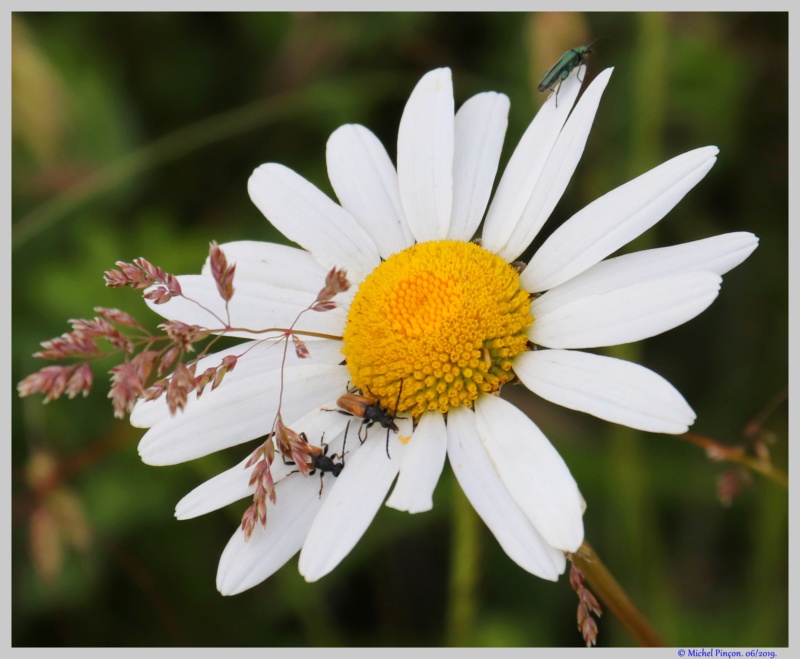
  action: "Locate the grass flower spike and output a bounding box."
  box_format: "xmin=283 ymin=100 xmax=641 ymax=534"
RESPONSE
xmin=129 ymin=66 xmax=757 ymax=595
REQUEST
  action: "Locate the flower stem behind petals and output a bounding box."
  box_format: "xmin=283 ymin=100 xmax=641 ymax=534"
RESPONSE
xmin=445 ymin=478 xmax=481 ymax=646
xmin=570 ymin=542 xmax=665 ymax=647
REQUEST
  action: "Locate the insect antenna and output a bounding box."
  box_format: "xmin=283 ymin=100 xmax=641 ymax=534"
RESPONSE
xmin=384 ymin=379 xmax=405 ymax=460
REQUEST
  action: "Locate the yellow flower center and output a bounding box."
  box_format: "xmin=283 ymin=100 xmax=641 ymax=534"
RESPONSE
xmin=342 ymin=240 xmax=533 ymax=419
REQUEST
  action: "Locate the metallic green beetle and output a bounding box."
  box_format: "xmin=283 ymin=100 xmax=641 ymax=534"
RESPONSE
xmin=538 ymin=44 xmax=594 ymax=105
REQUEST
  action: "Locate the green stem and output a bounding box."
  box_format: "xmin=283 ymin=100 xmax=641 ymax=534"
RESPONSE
xmin=445 ymin=477 xmax=481 ymax=646
xmin=602 ymin=13 xmax=675 ymax=643
xmin=572 ymin=542 xmax=666 ymax=647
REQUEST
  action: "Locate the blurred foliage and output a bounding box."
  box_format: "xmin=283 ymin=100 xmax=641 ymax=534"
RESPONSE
xmin=11 ymin=11 xmax=788 ymax=648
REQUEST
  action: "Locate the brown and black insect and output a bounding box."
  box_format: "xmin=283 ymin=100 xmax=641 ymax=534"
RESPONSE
xmin=284 ymin=429 xmax=348 ymax=496
xmin=331 ymin=381 xmax=404 ymax=459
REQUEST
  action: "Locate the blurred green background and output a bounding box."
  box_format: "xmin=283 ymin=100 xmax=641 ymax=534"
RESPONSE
xmin=11 ymin=12 xmax=788 ymax=647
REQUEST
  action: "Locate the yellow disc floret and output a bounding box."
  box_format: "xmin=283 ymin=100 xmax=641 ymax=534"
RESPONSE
xmin=342 ymin=240 xmax=533 ymax=419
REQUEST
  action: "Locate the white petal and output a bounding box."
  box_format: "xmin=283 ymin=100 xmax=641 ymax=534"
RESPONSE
xmin=447 ymin=92 xmax=509 ymax=241
xmin=385 ymin=411 xmax=447 ymax=513
xmin=480 ymin=66 xmax=584 ymax=255
xmin=473 ymin=395 xmax=584 ymax=552
xmin=130 ymin=338 xmax=345 ymax=428
xmin=174 ymin=405 xmax=353 ymax=519
xmin=497 ymin=68 xmax=613 ymax=262
xmin=533 ymin=232 xmax=759 ymax=317
xmin=216 ymin=474 xmax=328 ymax=595
xmin=327 ymin=124 xmax=414 ymax=259
xmin=143 ymin=274 xmax=347 ymax=340
xmin=397 ymin=68 xmax=454 ymax=243
xmin=445 ymin=406 xmax=567 ymax=580
xmin=521 ymin=146 xmax=720 ymax=292
xmin=298 ymin=417 xmax=411 ymax=582
xmin=515 ymin=350 xmax=696 ymax=434
xmin=176 ymin=455 xmax=257 ymax=520
xmin=530 ymin=271 xmax=722 ymax=349
xmin=137 ymin=362 xmax=350 ymax=466
xmin=199 ymin=240 xmax=342 ymax=291
xmin=248 ymin=163 xmax=380 ymax=279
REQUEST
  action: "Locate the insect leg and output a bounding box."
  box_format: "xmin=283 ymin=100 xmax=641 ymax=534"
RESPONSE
xmin=341 ymin=420 xmax=350 ymax=465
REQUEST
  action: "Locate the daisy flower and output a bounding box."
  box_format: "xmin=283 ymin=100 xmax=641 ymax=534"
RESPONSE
xmin=130 ymin=66 xmax=758 ymax=595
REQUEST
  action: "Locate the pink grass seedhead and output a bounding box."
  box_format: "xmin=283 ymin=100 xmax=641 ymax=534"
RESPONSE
xmin=311 ymin=266 xmax=350 ymax=312
xmin=569 ymin=560 xmax=602 ymax=647
xmin=209 ymin=240 xmax=236 ymax=303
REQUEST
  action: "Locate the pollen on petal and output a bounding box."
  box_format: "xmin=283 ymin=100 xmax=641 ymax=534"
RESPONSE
xmin=342 ymin=240 xmax=532 ymax=418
